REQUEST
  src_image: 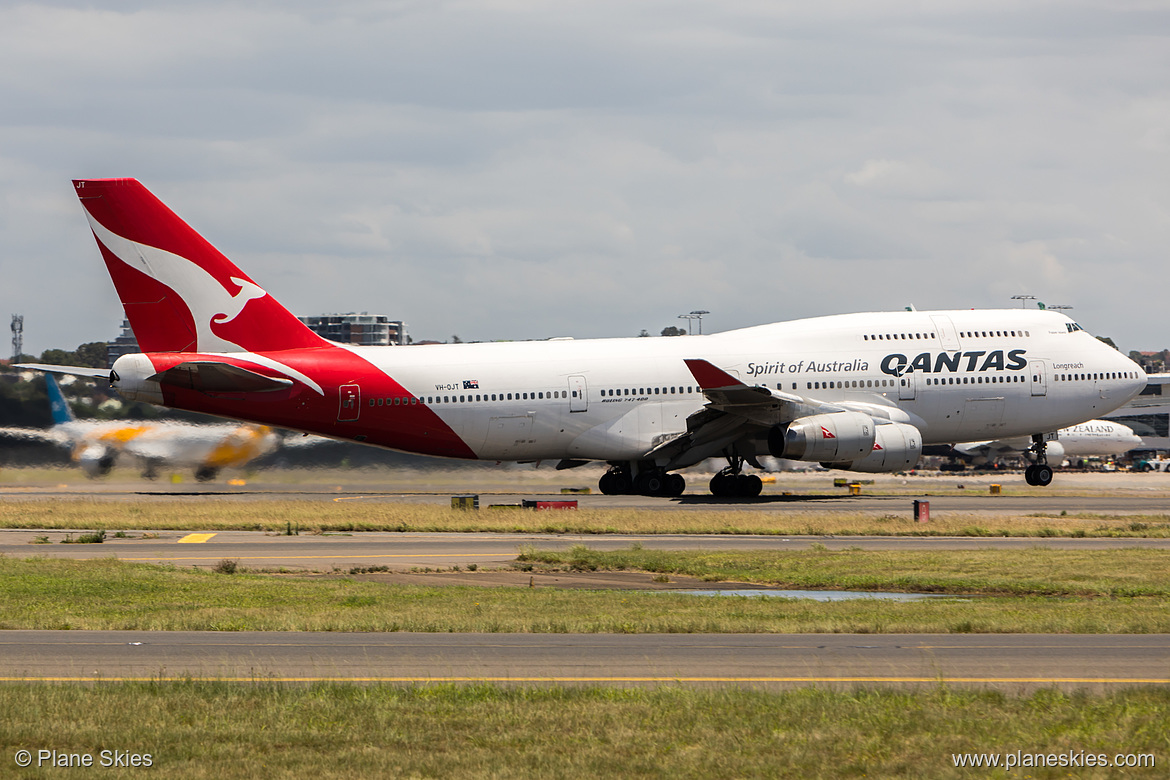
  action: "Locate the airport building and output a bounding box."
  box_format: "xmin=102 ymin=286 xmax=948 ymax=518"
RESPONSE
xmin=103 ymin=314 xmax=409 ymax=366
xmin=105 ymin=320 xmax=140 ymax=367
xmin=298 ymin=313 xmax=408 ymax=346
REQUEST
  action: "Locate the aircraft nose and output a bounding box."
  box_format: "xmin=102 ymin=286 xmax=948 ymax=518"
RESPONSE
xmin=1123 ymin=362 xmax=1147 ymax=403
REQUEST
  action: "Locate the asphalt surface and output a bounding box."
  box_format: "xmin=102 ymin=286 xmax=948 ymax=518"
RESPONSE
xmin=3 ymin=471 xmax=1168 ymax=692
xmin=4 ymin=529 xmax=1170 ymax=571
xmin=2 ymin=631 xmax=1167 ymax=691
xmin=5 ymin=487 xmax=1170 ymax=516
xmin=4 ymin=469 xmax=1170 ymax=516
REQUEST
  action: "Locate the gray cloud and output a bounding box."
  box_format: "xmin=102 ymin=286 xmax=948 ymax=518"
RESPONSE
xmin=1 ymin=1 xmax=1167 ymax=355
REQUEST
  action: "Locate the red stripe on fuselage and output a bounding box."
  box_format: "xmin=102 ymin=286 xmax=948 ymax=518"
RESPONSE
xmin=139 ymin=347 xmax=477 ymax=460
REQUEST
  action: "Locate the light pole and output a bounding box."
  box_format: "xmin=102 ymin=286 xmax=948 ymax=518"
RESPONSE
xmin=677 ymin=313 xmax=699 ymax=335
xmin=1010 ymin=295 xmax=1036 ymax=309
xmin=689 ymin=310 xmax=709 ymax=335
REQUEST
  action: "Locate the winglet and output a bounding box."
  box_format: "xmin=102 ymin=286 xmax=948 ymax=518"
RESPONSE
xmin=684 ymin=358 xmax=747 ymax=390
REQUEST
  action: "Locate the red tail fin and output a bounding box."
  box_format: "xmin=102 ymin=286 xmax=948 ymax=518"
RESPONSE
xmin=74 ymin=179 xmax=326 ymax=354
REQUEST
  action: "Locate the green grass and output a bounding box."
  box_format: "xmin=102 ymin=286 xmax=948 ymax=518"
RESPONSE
xmin=3 ymin=497 xmax=1170 ymax=536
xmin=0 ymin=683 xmax=1166 ymax=779
xmin=3 ymin=556 xmax=1170 ymax=633
xmin=517 ymin=545 xmax=1170 ymax=597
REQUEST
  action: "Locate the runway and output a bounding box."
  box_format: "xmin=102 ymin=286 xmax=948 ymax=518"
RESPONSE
xmin=4 ymin=529 xmax=1169 ymax=571
xmin=4 ymin=469 xmax=1170 ymax=515
xmin=1 ymin=631 xmax=1165 ymax=691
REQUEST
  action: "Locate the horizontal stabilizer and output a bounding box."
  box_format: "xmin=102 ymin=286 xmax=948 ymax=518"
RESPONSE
xmin=14 ymin=363 xmax=113 ymax=380
xmin=150 ymin=361 xmax=293 ymax=394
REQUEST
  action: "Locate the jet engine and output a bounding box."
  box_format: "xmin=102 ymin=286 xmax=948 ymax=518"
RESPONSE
xmin=74 ymin=443 xmax=115 ymax=478
xmin=829 ymin=422 xmax=923 ymax=473
xmin=768 ymin=412 xmax=876 ymax=463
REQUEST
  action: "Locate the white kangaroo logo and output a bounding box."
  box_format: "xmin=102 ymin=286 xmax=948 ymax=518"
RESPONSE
xmin=85 ymin=213 xmax=325 ymax=395
xmin=86 ymin=214 xmax=267 ymax=353
xmin=214 ymin=278 xmax=268 ymax=325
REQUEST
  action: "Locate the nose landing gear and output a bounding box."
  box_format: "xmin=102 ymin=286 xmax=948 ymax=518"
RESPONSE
xmin=1024 ymin=434 xmax=1054 ymax=486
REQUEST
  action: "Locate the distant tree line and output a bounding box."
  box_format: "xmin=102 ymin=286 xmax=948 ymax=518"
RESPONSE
xmin=1 ymin=341 xmax=213 ymax=428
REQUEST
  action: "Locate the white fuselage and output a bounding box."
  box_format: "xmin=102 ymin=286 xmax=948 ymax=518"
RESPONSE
xmin=303 ymin=309 xmax=1144 ymax=465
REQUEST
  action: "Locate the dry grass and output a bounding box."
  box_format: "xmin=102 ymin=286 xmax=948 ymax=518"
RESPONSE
xmin=2 ymin=497 xmax=1170 ymax=537
xmin=517 ymin=545 xmax=1170 ymax=597
xmin=3 ymin=556 xmax=1169 ymax=634
xmin=0 ymin=683 xmax=1166 ymax=779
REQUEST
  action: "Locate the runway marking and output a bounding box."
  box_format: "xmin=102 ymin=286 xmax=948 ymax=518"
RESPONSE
xmin=177 ymin=533 xmax=217 ymax=544
xmin=2 ymin=676 xmax=1168 ymax=684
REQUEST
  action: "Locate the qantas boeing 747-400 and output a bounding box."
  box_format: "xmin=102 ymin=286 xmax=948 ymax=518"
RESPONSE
xmin=19 ymin=178 xmax=1147 ymax=496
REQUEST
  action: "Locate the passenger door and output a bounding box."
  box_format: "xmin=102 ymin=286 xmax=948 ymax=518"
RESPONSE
xmin=1029 ymin=361 xmax=1048 ymax=397
xmin=568 ymin=375 xmax=588 ymax=413
xmin=337 ymin=384 xmax=361 ymax=421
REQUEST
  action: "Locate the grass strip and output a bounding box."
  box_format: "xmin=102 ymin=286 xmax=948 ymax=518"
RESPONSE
xmin=3 ymin=498 xmax=1170 ymax=537
xmin=1 ymin=682 xmax=1167 ymax=779
xmin=2 ymin=557 xmax=1170 ymax=633
xmin=518 ymin=545 xmax=1170 ymax=597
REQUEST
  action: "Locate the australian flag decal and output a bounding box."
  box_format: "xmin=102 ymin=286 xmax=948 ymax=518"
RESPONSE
xmin=463 ymin=380 xmax=479 ymax=389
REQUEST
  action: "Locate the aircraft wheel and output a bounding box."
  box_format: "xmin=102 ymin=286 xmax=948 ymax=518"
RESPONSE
xmin=738 ymin=474 xmax=763 ymax=498
xmin=709 ymin=471 xmax=731 ymax=497
xmin=1033 ymin=464 xmax=1053 ymax=486
xmin=599 ymin=470 xmax=632 ymax=495
xmin=635 ymin=470 xmax=667 ymax=496
xmin=666 ymin=473 xmax=686 ymax=497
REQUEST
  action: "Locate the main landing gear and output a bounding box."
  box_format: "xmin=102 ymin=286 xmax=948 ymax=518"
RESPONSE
xmin=708 ymin=453 xmax=763 ymax=498
xmin=598 ymin=465 xmax=686 ymax=497
xmin=1024 ymin=434 xmax=1054 ymax=487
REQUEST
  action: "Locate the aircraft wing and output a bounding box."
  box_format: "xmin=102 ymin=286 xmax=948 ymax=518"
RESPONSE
xmin=647 ymin=359 xmax=917 ymax=469
xmin=0 ymin=427 xmax=71 ymax=447
xmin=15 ymin=363 xmax=113 ymax=381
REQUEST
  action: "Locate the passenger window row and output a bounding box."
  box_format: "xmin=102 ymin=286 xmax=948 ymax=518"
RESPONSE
xmin=1057 ymin=372 xmax=1139 ymax=382
xmin=371 ymin=390 xmax=571 ymax=407
xmin=862 ymin=330 xmax=1031 ymax=341
xmin=926 ymin=376 xmax=1023 ymax=385
xmin=601 ymin=387 xmax=695 ymax=397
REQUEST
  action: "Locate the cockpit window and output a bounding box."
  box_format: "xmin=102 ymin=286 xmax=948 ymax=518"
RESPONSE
xmin=1065 ymin=322 xmax=1086 ymax=333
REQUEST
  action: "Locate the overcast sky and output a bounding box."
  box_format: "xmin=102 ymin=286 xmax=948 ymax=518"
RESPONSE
xmin=2 ymin=1 xmax=1167 ymax=355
